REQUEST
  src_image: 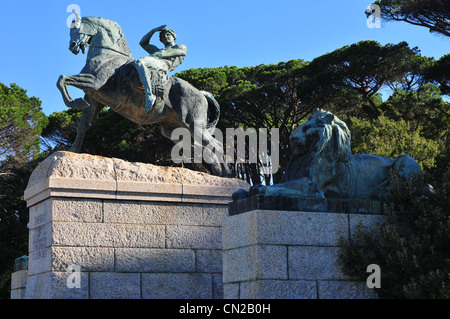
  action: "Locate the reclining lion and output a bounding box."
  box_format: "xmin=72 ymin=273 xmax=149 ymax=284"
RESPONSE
xmin=235 ymin=109 xmax=424 ymax=200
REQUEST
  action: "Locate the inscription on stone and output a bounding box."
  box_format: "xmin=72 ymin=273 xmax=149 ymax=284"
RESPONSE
xmin=30 ymin=224 xmax=49 ymax=252
xmin=34 ymin=213 xmax=46 ymax=226
xmin=31 ymin=249 xmax=47 ymax=261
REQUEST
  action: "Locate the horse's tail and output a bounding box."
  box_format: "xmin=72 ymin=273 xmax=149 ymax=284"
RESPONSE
xmin=201 ymin=91 xmax=220 ymax=133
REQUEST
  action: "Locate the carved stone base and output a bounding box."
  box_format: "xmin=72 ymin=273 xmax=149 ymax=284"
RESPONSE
xmin=223 ymin=209 xmax=381 ymax=299
xmin=18 ymin=151 xmax=249 ymax=299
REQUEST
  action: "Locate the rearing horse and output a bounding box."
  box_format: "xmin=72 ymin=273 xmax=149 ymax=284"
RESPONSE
xmin=57 ymin=15 xmax=230 ymax=177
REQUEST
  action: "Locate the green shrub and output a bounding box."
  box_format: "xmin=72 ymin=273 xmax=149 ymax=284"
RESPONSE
xmin=339 ymin=165 xmax=450 ymax=298
xmin=346 ymin=115 xmax=443 ymax=171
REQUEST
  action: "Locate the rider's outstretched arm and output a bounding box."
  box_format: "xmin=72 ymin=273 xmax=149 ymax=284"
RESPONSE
xmin=152 ymin=44 xmax=187 ymax=59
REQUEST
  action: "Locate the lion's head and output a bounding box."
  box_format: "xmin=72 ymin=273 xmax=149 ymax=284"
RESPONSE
xmin=290 ymin=109 xmax=352 ymax=164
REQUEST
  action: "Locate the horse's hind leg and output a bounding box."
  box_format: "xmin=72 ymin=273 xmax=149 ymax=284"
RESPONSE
xmin=193 ymin=125 xmax=231 ymax=177
xmin=69 ymin=95 xmax=104 ymax=153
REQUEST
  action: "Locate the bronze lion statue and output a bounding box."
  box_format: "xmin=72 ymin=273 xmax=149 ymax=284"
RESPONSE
xmin=234 ymin=109 xmax=424 ymax=200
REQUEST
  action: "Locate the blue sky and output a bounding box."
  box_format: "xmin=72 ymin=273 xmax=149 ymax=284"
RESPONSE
xmin=1 ymin=0 xmax=449 ymax=116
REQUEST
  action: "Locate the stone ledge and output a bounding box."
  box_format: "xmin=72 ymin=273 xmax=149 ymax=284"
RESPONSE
xmin=25 ymin=151 xmax=249 ymax=206
xmin=222 ymin=210 xmax=350 ymax=249
xmin=229 ymin=195 xmax=382 ymax=215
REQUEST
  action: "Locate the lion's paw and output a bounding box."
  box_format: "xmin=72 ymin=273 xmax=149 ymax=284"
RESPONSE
xmin=249 ymin=184 xmax=267 ymax=196
xmin=232 ymin=189 xmax=250 ymax=200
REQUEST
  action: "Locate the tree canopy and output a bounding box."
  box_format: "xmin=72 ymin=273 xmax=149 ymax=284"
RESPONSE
xmin=0 ymin=83 xmax=48 ymax=161
xmin=0 ymin=83 xmax=48 ymax=298
xmin=375 ymin=0 xmax=450 ymax=37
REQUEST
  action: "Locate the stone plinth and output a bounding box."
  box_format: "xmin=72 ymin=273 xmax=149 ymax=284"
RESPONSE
xmin=11 ymin=270 xmax=28 ymax=299
xmin=22 ymin=151 xmax=249 ymax=299
xmin=222 ymin=207 xmax=381 ymax=299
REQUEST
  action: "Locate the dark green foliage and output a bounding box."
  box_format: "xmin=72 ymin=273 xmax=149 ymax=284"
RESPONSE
xmin=81 ymin=109 xmax=173 ymax=165
xmin=424 ymin=54 xmax=450 ymax=96
xmin=297 ymin=41 xmax=422 ymax=119
xmin=380 ymin=84 xmax=450 ymax=141
xmin=0 ymin=83 xmax=48 ymax=159
xmin=0 ymin=83 xmax=49 ymax=298
xmin=0 ymin=155 xmax=47 ymax=299
xmin=375 ymin=0 xmax=450 ymax=38
xmin=345 ymin=115 xmax=443 ymax=170
xmin=177 ymin=60 xmax=309 ymax=185
xmin=40 ymin=108 xmax=81 ymax=151
xmin=339 ymin=166 xmax=450 ymax=298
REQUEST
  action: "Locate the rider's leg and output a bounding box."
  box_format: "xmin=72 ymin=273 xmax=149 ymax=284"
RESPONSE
xmin=133 ymin=58 xmax=156 ymax=110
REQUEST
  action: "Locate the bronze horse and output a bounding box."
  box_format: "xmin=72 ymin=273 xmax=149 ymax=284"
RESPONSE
xmin=57 ymin=15 xmax=230 ymax=176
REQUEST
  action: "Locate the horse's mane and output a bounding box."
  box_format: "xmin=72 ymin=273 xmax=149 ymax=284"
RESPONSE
xmin=81 ymin=16 xmax=132 ymax=57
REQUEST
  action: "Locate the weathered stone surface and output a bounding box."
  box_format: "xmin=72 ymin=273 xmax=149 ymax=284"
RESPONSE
xmin=29 ymin=198 xmax=103 ymax=229
xmin=11 ymin=288 xmax=27 ymax=299
xmin=25 ymin=271 xmax=89 ymax=299
xmin=223 ymin=210 xmax=349 ymax=249
xmin=51 ymin=247 xmax=114 ymax=272
xmin=28 ymin=248 xmax=51 ymax=275
xmin=115 ymin=248 xmax=195 ymax=273
xmin=11 ymin=270 xmax=28 ymax=290
xmin=141 ymin=273 xmax=212 ymax=299
xmin=212 ymin=274 xmax=223 ymax=299
xmin=223 ymin=245 xmax=288 ymax=283
xmin=222 ymin=209 xmax=380 ymax=299
xmin=90 ymin=272 xmax=141 ymax=299
xmin=52 ymin=198 xmax=103 ymax=223
xmin=202 ymin=204 xmax=229 ymax=226
xmin=288 ymin=246 xmax=349 ymax=280
xmin=223 ymin=283 xmax=240 ymax=299
xmin=240 ymin=280 xmax=317 ymax=299
xmin=51 ymin=222 xmax=165 ymax=248
xmin=196 ymin=250 xmax=222 ymax=273
xmin=26 ymin=152 xmax=115 ymax=189
xmin=29 ymin=223 xmax=52 ymax=252
xmin=28 ymin=247 xmax=115 ymax=276
xmin=166 ymin=225 xmax=221 ymax=249
xmin=24 ymin=151 xmax=249 ymax=206
xmin=113 ymin=157 xmax=182 ymax=184
xmin=103 ymin=201 xmax=203 ymax=225
xmin=318 ymin=281 xmax=377 ymax=299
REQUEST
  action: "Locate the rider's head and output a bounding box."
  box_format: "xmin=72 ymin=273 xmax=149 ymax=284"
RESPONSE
xmin=160 ymin=29 xmax=176 ymax=45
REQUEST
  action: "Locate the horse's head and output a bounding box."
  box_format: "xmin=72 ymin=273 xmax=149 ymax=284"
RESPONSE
xmin=69 ymin=13 xmax=95 ymax=55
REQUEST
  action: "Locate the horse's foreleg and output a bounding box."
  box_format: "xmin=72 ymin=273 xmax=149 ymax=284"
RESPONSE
xmin=57 ymin=74 xmax=98 ymax=110
xmin=69 ymin=95 xmax=104 ymax=153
